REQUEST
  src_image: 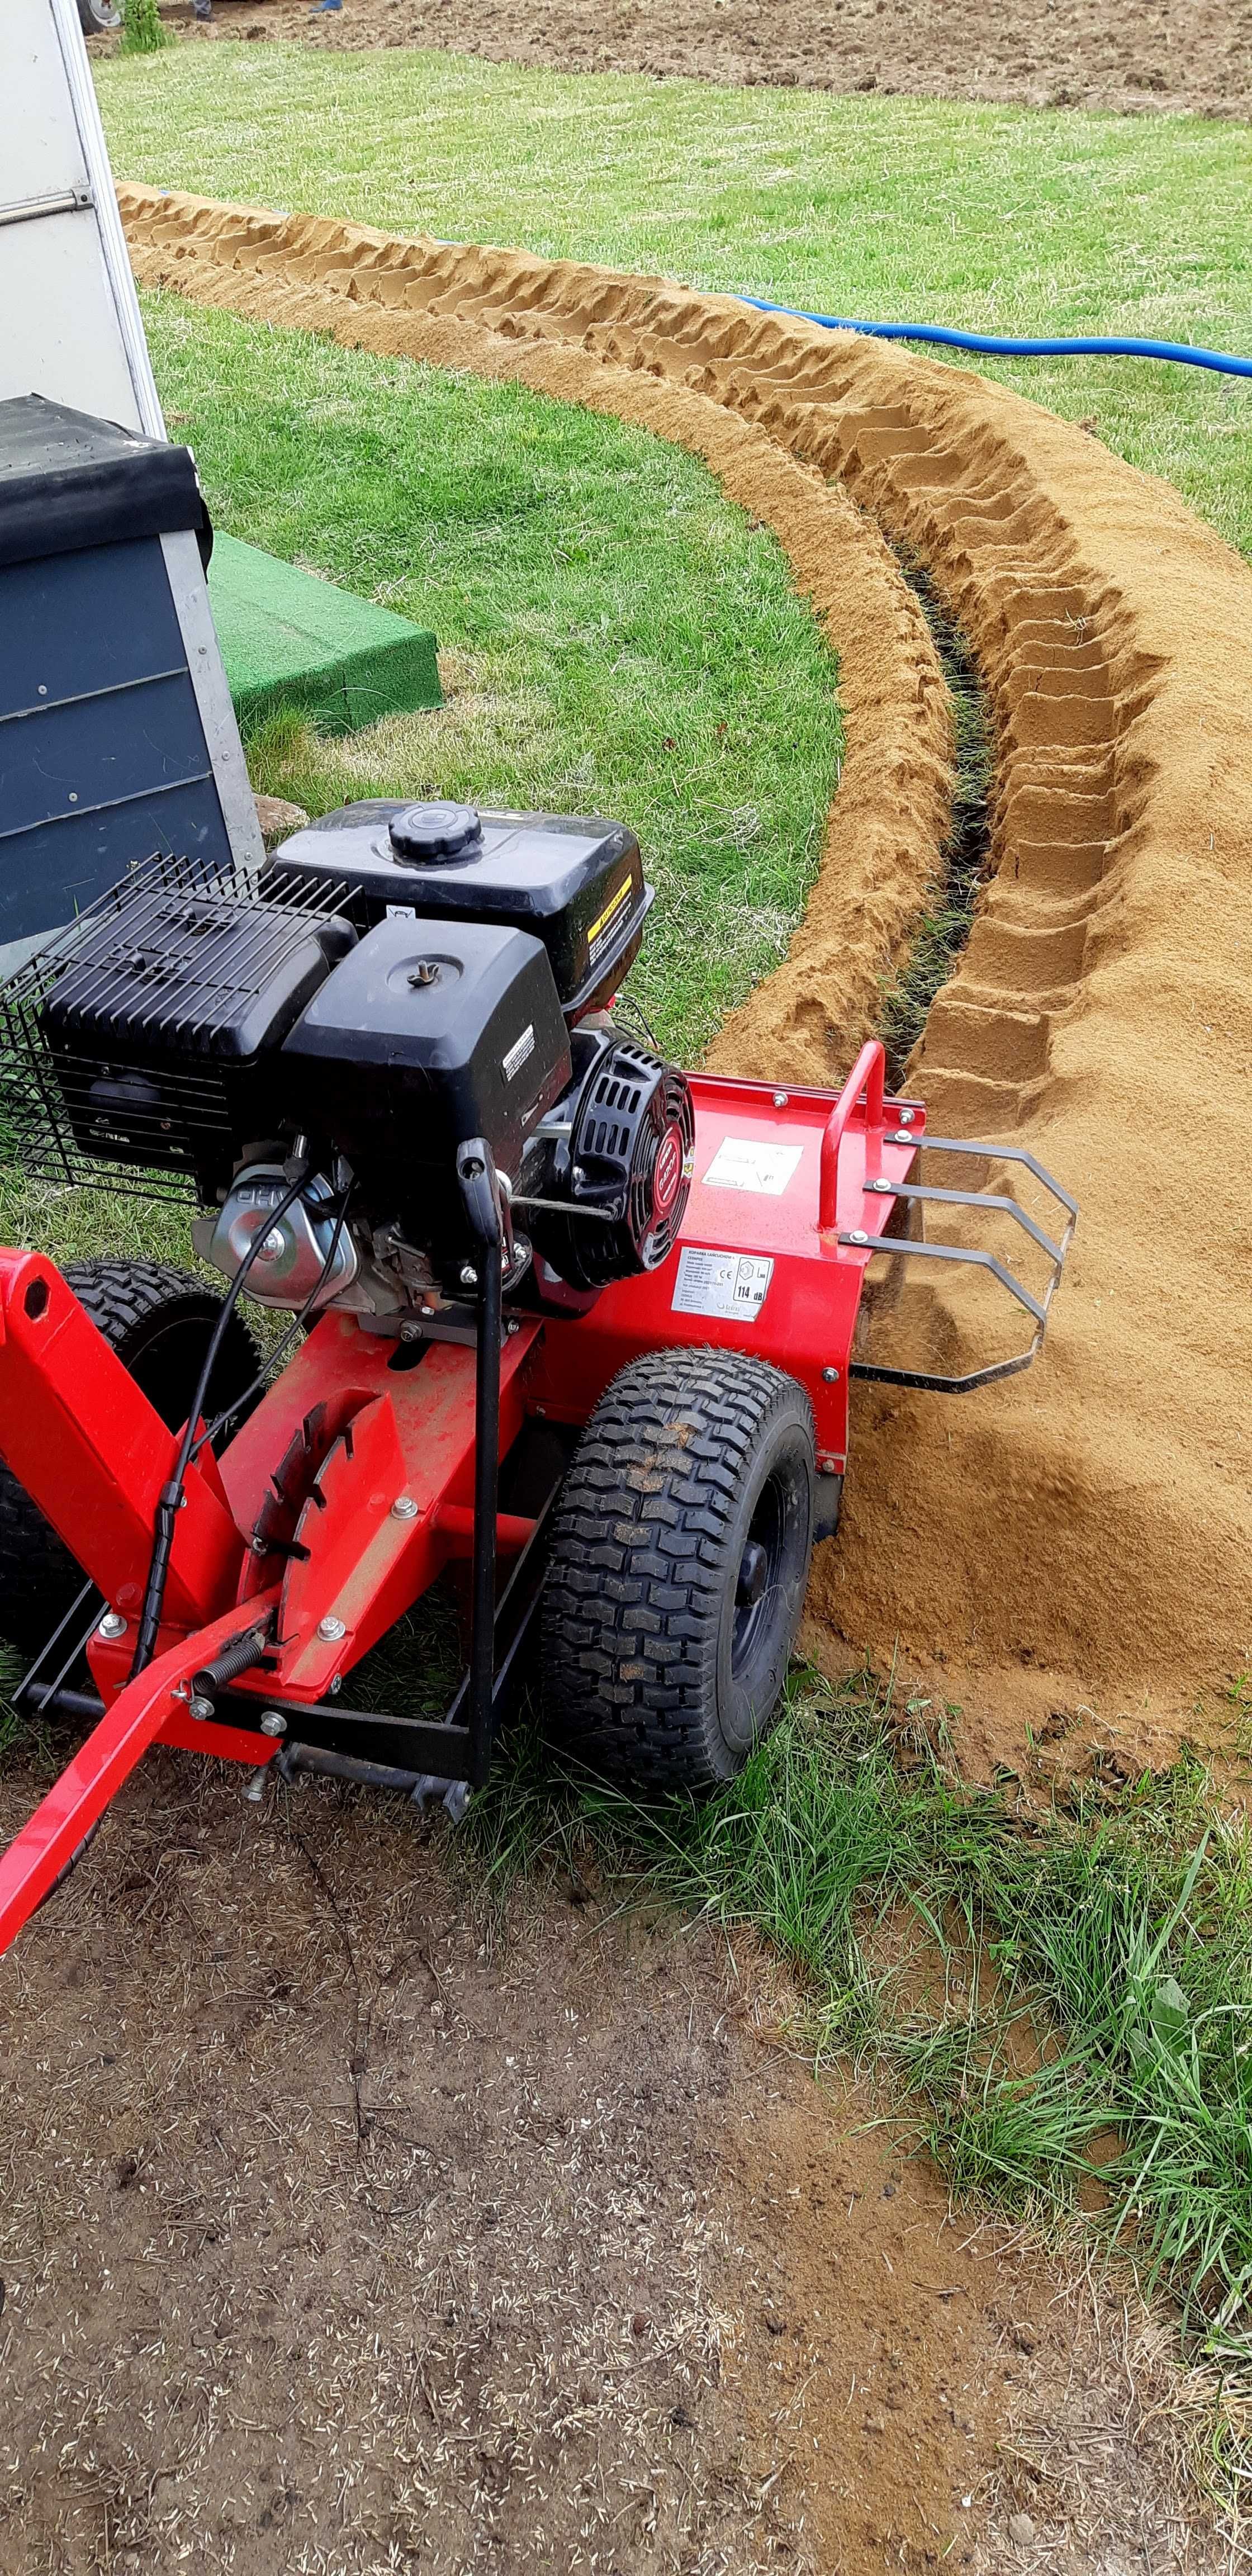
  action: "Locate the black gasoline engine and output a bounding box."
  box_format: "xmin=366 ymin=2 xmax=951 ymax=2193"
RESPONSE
xmin=27 ymin=799 xmax=695 ymax=1325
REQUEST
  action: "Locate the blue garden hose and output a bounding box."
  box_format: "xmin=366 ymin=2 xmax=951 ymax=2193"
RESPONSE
xmin=736 ymin=297 xmax=1252 ymax=380
xmin=168 ymin=186 xmax=1251 ymax=380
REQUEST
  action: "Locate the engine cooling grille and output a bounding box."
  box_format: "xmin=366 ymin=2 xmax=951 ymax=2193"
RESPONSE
xmin=0 ymin=851 xmax=354 ymax=1204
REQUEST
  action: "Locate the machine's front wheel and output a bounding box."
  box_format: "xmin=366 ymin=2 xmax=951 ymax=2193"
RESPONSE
xmin=0 ymin=1262 xmax=260 ymax=1661
xmin=541 ymin=1348 xmax=815 ymax=1792
xmin=77 ymin=0 xmax=122 ymax=31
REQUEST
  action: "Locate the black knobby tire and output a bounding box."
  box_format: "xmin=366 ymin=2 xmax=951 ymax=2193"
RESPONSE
xmin=541 ymin=1348 xmax=815 ymax=1792
xmin=0 ymin=1262 xmax=260 ymax=1659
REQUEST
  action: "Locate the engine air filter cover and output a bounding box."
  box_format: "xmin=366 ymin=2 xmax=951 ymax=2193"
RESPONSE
xmin=281 ymin=910 xmax=572 ymax=1256
xmin=38 ymin=880 xmax=354 ymax=1190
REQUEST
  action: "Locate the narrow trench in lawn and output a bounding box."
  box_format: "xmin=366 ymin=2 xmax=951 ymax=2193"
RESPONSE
xmin=876 ymin=542 xmax=994 ymax=1087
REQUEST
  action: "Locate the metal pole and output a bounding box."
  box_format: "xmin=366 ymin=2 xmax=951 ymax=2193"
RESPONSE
xmin=467 ymin=1237 xmax=502 ymax=1786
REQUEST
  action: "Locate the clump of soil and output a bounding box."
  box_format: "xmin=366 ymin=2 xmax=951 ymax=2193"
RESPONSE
xmin=119 ymin=186 xmax=1252 ymax=1780
xmin=0 ymin=1751 xmax=1230 ymax=2570
xmin=146 ymin=0 xmax=1252 ymax=125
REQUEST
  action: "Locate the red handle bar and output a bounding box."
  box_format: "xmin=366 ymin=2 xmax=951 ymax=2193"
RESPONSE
xmin=818 ymin=1039 xmax=886 ymax=1232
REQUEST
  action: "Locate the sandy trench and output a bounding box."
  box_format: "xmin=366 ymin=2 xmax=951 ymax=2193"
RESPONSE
xmin=118 ymin=185 xmax=1252 ymax=1766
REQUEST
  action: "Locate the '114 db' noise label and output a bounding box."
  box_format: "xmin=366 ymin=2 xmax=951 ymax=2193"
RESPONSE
xmin=671 ymin=1247 xmax=774 ymax=1322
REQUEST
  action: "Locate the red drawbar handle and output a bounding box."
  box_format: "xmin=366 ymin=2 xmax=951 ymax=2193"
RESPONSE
xmin=0 ymin=1590 xmax=280 ymax=1955
xmin=818 ymin=1039 xmax=886 ymax=1230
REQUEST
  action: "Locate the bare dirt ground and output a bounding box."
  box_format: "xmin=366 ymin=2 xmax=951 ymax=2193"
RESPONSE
xmin=0 ymin=1749 xmax=1231 ymax=2573
xmin=163 ymin=0 xmax=1252 ymax=124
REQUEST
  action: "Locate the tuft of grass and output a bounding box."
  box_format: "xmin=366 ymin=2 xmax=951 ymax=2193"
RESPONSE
xmin=456 ymin=1674 xmax=1252 ymax=2390
xmin=145 ymin=290 xmax=840 ymax=1064
xmin=0 ymin=1640 xmax=26 ymax=1763
xmin=118 ymin=0 xmax=168 ymax=56
xmin=95 ymin=47 xmax=1252 ymax=557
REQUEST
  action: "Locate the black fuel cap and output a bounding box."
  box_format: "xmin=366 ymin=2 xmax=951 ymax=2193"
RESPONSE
xmin=388 ymin=801 xmax=483 ymax=864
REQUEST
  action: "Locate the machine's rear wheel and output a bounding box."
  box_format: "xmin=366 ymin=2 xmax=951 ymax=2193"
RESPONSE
xmin=77 ymin=0 xmax=122 ymax=30
xmin=0 ymin=1262 xmax=260 ymax=1660
xmin=541 ymin=1348 xmax=815 ymax=1791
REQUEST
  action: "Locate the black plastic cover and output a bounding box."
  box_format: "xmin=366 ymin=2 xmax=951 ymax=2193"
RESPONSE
xmin=43 ymin=889 xmax=354 ymax=1065
xmin=41 ymin=886 xmax=355 ymax=1192
xmin=269 ymin=800 xmax=652 ymax=1019
xmin=0 ymin=395 xmax=211 ymax=572
xmin=524 ymin=1032 xmax=694 ymax=1291
xmin=282 ymin=913 xmax=572 ymax=1244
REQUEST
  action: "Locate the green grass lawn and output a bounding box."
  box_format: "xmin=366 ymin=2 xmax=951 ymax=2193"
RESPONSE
xmin=97 ymin=45 xmax=1252 ymax=556
xmin=146 ymin=292 xmax=837 ymax=1068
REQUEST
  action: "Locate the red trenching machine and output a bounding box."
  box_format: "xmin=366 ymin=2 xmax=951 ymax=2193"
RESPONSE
xmin=0 ymin=799 xmax=1074 ymax=1955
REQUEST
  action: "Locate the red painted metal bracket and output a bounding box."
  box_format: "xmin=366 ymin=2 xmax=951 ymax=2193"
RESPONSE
xmin=0 ymin=1251 xmax=244 ymax=1628
xmin=216 ymin=1312 xmax=543 ymax=1703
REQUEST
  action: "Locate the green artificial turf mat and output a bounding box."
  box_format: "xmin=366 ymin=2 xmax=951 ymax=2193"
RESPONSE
xmin=207 ymin=530 xmax=442 ymax=734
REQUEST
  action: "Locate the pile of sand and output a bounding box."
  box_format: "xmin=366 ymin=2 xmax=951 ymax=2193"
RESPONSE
xmin=120 ymin=187 xmax=1252 ymax=1761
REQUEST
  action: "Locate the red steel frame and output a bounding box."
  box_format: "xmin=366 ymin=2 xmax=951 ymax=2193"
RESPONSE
xmin=0 ymin=1041 xmax=919 ymax=1957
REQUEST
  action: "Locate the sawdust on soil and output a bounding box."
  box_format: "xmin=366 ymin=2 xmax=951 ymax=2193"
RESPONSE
xmin=118 ymin=187 xmax=1252 ymax=1783
xmin=0 ymin=1750 xmax=1230 ymax=2572
xmin=148 ymin=0 xmax=1252 ymax=124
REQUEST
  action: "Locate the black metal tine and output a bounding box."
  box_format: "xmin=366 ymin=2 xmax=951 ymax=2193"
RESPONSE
xmin=12 ymin=1580 xmax=100 ymax=1713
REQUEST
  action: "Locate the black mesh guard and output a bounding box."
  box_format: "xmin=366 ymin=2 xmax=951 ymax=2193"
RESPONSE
xmin=0 ymin=851 xmax=354 ymax=1205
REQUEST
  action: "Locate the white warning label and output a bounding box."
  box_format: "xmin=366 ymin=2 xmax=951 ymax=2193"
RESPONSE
xmin=702 ymin=1136 xmax=804 ymax=1196
xmin=671 ymin=1247 xmax=774 ymax=1322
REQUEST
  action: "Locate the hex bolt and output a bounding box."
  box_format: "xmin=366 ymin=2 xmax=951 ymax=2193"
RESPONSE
xmin=97 ymin=1611 xmax=127 ymax=1641
xmin=188 ymin=1694 xmax=214 ymax=1722
xmin=459 ymin=1264 xmax=478 ymax=1289
xmin=317 ymin=1613 xmax=347 ymax=1643
xmin=391 ymin=1495 xmax=419 ymax=1521
xmin=822 ymin=1366 xmax=841 ymax=1383
xmin=772 ymin=1090 xmax=789 ymax=1108
xmin=400 ymin=1319 xmax=422 ymax=1343
xmin=899 ymin=1107 xmax=916 ymax=1125
xmin=260 ymin=1711 xmax=288 ymax=1739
